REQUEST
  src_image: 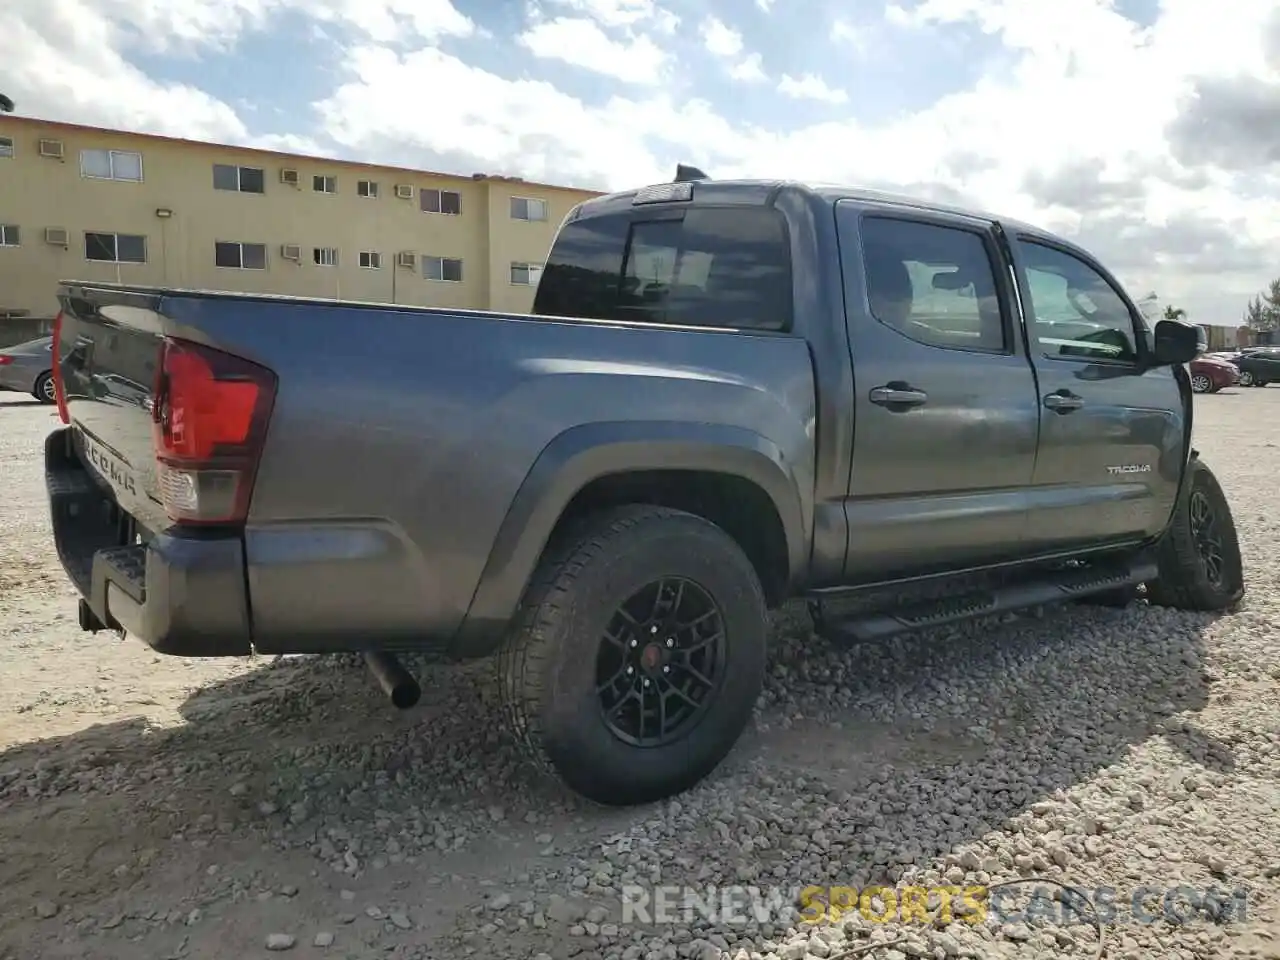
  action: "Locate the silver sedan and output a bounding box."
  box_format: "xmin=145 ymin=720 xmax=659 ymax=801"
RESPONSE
xmin=0 ymin=336 xmax=55 ymax=403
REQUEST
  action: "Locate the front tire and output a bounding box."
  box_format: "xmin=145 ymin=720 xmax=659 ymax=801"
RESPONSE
xmin=1239 ymin=370 xmax=1255 ymax=387
xmin=1146 ymin=458 xmax=1244 ymax=611
xmin=498 ymin=505 xmax=768 ymax=806
xmin=33 ymin=372 xmax=55 ymax=404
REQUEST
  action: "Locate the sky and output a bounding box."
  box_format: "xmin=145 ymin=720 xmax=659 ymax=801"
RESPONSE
xmin=4 ymin=0 xmax=1279 ymax=324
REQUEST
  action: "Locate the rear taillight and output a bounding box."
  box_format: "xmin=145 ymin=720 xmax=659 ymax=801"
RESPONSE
xmin=51 ymin=310 xmax=69 ymax=423
xmin=151 ymin=338 xmax=277 ymax=525
xmin=0 ymin=355 xmax=12 ymax=365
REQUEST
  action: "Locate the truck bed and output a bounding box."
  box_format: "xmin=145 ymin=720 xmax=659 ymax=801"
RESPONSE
xmin=49 ymin=281 xmax=816 ymax=657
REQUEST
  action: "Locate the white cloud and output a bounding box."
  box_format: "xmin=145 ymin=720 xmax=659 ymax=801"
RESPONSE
xmin=543 ymin=0 xmax=679 ymax=33
xmin=831 ymin=18 xmax=869 ymax=55
xmin=2 ymin=0 xmax=251 ymax=140
xmin=701 ymin=14 xmax=767 ymax=82
xmin=7 ymin=0 xmax=1280 ymax=321
xmin=756 ymin=0 xmax=773 ymax=11
xmin=777 ymin=73 xmax=849 ymax=104
xmin=517 ymin=16 xmax=668 ymax=84
xmin=703 ymin=17 xmax=744 ymax=58
xmin=729 ymin=53 xmax=767 ymax=83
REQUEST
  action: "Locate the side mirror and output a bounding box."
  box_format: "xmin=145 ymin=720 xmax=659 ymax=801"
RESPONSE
xmin=1151 ymin=318 xmax=1201 ymax=366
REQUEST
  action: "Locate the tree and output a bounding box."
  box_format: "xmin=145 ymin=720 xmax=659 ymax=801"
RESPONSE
xmin=0 ymin=94 xmax=12 ymax=113
xmin=1244 ymin=282 xmax=1280 ymax=332
xmin=1163 ymin=305 xmax=1188 ymax=320
xmin=1244 ymin=295 xmax=1266 ymax=328
xmin=1262 ymin=279 xmax=1280 ymax=332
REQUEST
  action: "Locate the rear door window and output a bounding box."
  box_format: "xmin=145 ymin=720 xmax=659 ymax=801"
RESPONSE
xmin=860 ymin=216 xmax=1009 ymax=353
xmin=533 ymin=207 xmax=791 ymax=330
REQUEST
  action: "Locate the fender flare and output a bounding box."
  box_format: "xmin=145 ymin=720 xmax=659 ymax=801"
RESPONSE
xmin=457 ymin=420 xmax=809 ymax=644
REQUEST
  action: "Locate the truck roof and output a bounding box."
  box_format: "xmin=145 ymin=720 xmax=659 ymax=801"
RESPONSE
xmin=576 ymin=177 xmax=1063 ymax=247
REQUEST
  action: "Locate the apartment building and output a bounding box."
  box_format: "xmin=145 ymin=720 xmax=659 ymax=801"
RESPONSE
xmin=0 ymin=116 xmax=602 ymax=321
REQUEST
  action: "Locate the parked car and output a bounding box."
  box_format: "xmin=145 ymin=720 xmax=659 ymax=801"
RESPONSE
xmin=1189 ymin=355 xmax=1239 ymax=393
xmin=0 ymin=335 xmax=55 ymax=402
xmin=42 ymin=171 xmax=1245 ymax=806
xmin=1232 ymin=347 xmax=1280 ymax=386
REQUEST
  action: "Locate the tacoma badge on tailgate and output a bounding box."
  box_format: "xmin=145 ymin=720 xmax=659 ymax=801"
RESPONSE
xmin=83 ymin=434 xmax=138 ymax=497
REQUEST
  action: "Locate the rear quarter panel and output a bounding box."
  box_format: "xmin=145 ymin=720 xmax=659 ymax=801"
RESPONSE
xmin=159 ymin=298 xmax=817 ymax=654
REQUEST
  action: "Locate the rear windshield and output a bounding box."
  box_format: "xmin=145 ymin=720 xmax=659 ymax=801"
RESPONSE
xmin=532 ymin=206 xmax=791 ymax=330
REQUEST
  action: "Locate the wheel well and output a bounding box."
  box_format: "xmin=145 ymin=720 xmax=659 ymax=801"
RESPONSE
xmin=552 ymin=470 xmax=791 ymax=607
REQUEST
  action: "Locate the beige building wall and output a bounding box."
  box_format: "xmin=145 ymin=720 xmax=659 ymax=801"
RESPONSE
xmin=0 ymin=117 xmax=601 ymax=320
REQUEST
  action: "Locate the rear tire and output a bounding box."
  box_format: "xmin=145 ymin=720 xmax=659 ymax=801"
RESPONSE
xmin=1146 ymin=458 xmax=1244 ymax=612
xmin=1239 ymin=370 xmax=1255 ymax=387
xmin=497 ymin=505 xmax=768 ymax=806
xmin=33 ymin=372 xmax=55 ymax=404
xmin=1190 ymin=373 xmax=1212 ymax=394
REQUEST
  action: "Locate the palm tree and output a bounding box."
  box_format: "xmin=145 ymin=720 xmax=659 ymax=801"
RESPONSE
xmin=1163 ymin=305 xmax=1188 ymax=320
xmin=0 ymin=94 xmax=13 ymax=113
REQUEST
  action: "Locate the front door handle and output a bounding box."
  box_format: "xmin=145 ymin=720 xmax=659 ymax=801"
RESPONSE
xmin=869 ymin=384 xmax=928 ymax=408
xmin=1043 ymin=390 xmax=1084 ymax=413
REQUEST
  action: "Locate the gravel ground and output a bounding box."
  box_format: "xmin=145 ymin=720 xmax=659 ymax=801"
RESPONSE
xmin=2 ymin=387 xmax=1279 ymax=960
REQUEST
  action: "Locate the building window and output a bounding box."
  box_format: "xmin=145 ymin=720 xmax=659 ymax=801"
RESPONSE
xmin=214 ymin=241 xmax=267 ymax=270
xmin=313 ymin=247 xmax=339 ymax=267
xmin=510 ymin=197 xmax=548 ymax=222
xmin=0 ymin=137 xmax=13 ymax=159
xmin=313 ymin=174 xmax=337 ymax=194
xmin=357 ymin=180 xmax=379 ymax=199
xmin=510 ymin=262 xmax=543 ymax=286
xmin=359 ymin=251 xmax=382 ymax=269
xmin=420 ymin=189 xmax=462 ymax=216
xmin=213 ymin=164 xmax=265 ymax=193
xmin=0 ymin=225 xmax=19 ymax=247
xmin=85 ymin=232 xmax=147 ymax=263
xmin=423 ymin=256 xmax=463 ymax=282
xmin=81 ymin=149 xmax=144 ymax=182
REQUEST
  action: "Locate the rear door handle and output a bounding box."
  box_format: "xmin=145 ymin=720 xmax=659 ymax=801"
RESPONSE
xmin=869 ymin=384 xmax=928 ymax=408
xmin=1043 ymin=390 xmax=1084 ymax=413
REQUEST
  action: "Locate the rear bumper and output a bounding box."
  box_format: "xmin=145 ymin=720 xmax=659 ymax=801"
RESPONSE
xmin=45 ymin=427 xmax=253 ymax=656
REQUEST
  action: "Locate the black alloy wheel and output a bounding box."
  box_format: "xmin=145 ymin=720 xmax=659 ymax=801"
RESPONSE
xmin=1189 ymin=489 xmax=1225 ymax=588
xmin=596 ymin=577 xmax=727 ymax=747
xmin=1147 ymin=458 xmax=1245 ymax=612
xmin=497 ymin=505 xmax=768 ymax=806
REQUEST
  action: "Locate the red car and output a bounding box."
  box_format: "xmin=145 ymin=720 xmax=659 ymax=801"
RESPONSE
xmin=1189 ymin=355 xmax=1239 ymax=393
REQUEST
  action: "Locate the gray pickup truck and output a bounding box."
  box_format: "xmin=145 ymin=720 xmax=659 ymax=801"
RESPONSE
xmin=44 ymin=168 xmax=1244 ymax=807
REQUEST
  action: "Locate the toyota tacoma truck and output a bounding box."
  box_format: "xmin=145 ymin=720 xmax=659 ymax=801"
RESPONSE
xmin=43 ymin=168 xmax=1244 ymax=807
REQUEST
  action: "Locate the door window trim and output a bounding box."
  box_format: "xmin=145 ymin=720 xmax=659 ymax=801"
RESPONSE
xmin=852 ymin=207 xmax=1019 ymax=358
xmin=1011 ymin=233 xmax=1148 ymax=367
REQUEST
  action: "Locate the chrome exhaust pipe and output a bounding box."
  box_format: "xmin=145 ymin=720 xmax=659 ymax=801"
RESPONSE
xmin=363 ymin=651 xmax=421 ymax=709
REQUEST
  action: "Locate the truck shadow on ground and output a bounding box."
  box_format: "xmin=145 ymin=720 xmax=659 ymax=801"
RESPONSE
xmin=0 ymin=599 xmax=1229 ymax=954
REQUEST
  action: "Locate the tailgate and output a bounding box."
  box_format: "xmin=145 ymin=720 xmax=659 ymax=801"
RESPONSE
xmin=57 ymin=290 xmax=169 ymax=533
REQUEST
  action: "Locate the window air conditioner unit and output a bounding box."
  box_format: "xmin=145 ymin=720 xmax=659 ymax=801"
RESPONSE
xmin=44 ymin=227 xmax=69 ymax=247
xmin=396 ymin=251 xmax=416 ymax=268
xmin=38 ymin=139 xmax=65 ymax=159
xmin=280 ymin=244 xmax=302 ymax=261
xmin=394 ymin=184 xmax=414 ymax=200
xmin=280 ymin=168 xmax=300 ymax=186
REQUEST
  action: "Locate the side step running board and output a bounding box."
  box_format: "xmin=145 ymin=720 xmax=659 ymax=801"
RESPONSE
xmin=811 ymin=555 xmax=1158 ymax=647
